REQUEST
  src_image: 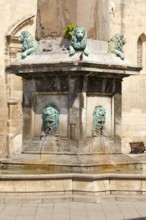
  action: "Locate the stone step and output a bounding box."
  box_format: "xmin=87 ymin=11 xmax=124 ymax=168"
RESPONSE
xmin=1 ymin=194 xmax=146 ymax=204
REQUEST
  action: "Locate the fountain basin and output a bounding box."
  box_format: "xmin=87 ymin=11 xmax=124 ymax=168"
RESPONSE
xmin=0 ymin=153 xmax=142 ymax=173
xmin=5 ymin=39 xmax=143 ymax=200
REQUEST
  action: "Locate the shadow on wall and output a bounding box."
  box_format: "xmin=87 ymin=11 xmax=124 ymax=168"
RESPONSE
xmin=127 ymin=218 xmax=146 ymax=220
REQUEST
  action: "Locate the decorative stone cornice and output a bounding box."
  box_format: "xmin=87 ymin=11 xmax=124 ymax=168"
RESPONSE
xmin=7 ymin=54 xmax=141 ymax=79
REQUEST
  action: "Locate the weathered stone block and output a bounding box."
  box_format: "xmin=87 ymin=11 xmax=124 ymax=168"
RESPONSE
xmin=26 ymin=179 xmax=71 ymax=192
xmin=110 ymin=179 xmax=141 ymax=192
xmin=0 ymin=181 xmax=25 ymax=193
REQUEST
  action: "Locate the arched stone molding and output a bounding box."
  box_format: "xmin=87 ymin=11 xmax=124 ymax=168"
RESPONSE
xmin=137 ymin=33 xmax=146 ymax=72
xmin=7 ymin=15 xmax=35 ymax=37
xmin=6 ymin=14 xmax=35 ymax=60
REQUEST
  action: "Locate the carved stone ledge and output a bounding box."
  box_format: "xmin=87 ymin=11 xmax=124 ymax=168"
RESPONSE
xmin=7 ymin=97 xmax=18 ymax=105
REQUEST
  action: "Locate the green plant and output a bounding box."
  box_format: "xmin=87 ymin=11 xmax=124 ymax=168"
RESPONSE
xmin=64 ymin=23 xmax=77 ymax=40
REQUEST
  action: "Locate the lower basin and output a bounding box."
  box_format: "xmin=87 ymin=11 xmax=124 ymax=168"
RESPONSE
xmin=0 ymin=153 xmax=145 ymax=198
xmin=0 ymin=152 xmax=142 ymax=173
xmin=0 ymin=170 xmax=146 ymax=198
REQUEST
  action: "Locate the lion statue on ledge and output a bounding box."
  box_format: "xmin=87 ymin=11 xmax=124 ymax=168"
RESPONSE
xmin=19 ymin=31 xmax=38 ymax=59
xmin=69 ymin=27 xmax=89 ymax=57
xmin=108 ymin=33 xmax=126 ymax=60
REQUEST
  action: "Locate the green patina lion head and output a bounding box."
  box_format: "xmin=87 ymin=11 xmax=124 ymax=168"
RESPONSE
xmin=69 ymin=26 xmax=89 ymax=57
xmin=93 ymin=105 xmax=106 ymax=136
xmin=42 ymin=105 xmax=60 ymax=135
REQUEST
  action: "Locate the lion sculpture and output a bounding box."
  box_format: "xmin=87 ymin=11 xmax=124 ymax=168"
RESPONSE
xmin=19 ymin=31 xmax=38 ymax=59
xmin=69 ymin=27 xmax=89 ymax=56
xmin=108 ymin=33 xmax=126 ymax=60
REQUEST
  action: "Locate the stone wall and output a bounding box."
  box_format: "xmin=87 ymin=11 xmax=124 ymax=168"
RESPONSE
xmin=0 ymin=0 xmax=37 ymax=157
xmin=110 ymin=0 xmax=146 ymax=153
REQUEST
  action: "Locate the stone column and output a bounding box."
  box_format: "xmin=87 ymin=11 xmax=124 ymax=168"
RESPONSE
xmin=80 ymin=77 xmax=87 ymax=139
xmin=96 ymin=0 xmax=110 ymax=41
xmin=36 ymin=0 xmax=110 ymax=40
xmin=0 ymin=32 xmax=8 ymax=157
xmin=36 ymin=0 xmax=78 ymax=39
xmin=69 ymin=77 xmax=80 ymax=141
xmin=114 ymin=93 xmax=122 ymax=153
xmin=0 ymin=68 xmax=8 ymax=157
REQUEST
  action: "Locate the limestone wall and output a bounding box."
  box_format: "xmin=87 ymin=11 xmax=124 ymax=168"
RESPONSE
xmin=0 ymin=0 xmax=37 ymax=156
xmin=110 ymin=0 xmax=146 ymax=153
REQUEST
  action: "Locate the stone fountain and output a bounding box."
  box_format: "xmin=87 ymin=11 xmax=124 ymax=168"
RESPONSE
xmin=1 ymin=0 xmax=145 ymax=198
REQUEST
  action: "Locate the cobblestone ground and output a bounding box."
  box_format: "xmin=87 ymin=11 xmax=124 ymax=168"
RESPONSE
xmin=0 ymin=199 xmax=146 ymax=220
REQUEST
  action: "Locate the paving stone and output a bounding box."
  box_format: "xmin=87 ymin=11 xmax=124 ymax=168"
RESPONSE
xmin=0 ymin=204 xmax=21 ymax=218
xmin=16 ymin=217 xmax=34 ymax=220
xmin=35 ymin=203 xmax=53 ymax=219
xmin=117 ymin=201 xmax=141 ymax=219
xmin=0 ymin=199 xmax=146 ymax=220
xmin=17 ymin=206 xmax=37 ymax=216
xmin=102 ymin=202 xmax=124 ymax=220
xmin=132 ymin=201 xmax=146 ymax=218
xmin=0 ymin=204 xmax=6 ymax=213
xmin=86 ymin=203 xmax=107 ymax=220
xmin=52 ymin=203 xmax=70 ymax=220
xmin=70 ymin=203 xmax=88 ymax=220
xmin=0 ymin=217 xmax=16 ymax=220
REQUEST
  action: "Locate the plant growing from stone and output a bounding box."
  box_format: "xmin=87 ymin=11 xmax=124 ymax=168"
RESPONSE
xmin=64 ymin=23 xmax=77 ymax=40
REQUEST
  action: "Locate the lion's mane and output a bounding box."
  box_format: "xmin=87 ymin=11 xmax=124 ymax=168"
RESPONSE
xmin=71 ymin=27 xmax=87 ymax=49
